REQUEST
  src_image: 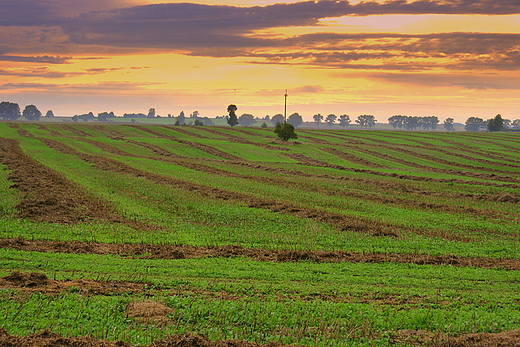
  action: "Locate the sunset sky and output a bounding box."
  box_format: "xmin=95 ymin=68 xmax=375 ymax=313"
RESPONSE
xmin=1 ymin=0 xmax=520 ymax=122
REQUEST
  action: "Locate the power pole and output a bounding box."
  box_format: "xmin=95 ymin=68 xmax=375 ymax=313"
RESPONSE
xmin=284 ymin=89 xmax=288 ymax=123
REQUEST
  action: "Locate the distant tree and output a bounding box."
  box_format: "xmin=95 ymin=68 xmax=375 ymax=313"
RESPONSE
xmin=287 ymin=113 xmax=303 ymax=128
xmin=22 ymin=105 xmax=42 ymax=121
xmin=261 ymin=122 xmax=268 ymax=128
xmin=72 ymin=112 xmax=95 ymax=122
xmin=123 ymin=113 xmax=146 ymax=118
xmin=177 ymin=111 xmax=185 ymax=125
xmin=488 ymin=114 xmax=504 ymax=132
xmin=190 ymin=110 xmax=199 ymax=118
xmin=201 ymin=117 xmax=214 ymax=126
xmin=421 ymin=116 xmax=439 ymax=131
xmin=239 ymin=113 xmax=256 ymax=126
xmin=503 ymin=119 xmax=511 ymax=129
xmin=356 ymin=115 xmax=376 ymax=128
xmin=271 ymin=114 xmax=284 ymax=126
xmin=194 ymin=119 xmax=204 ymax=126
xmin=339 ymin=114 xmax=351 ymax=127
xmin=512 ymin=119 xmax=520 ymax=129
xmin=274 ymin=122 xmax=298 ymax=141
xmin=147 ymin=108 xmax=156 ymax=118
xmin=263 ymin=115 xmax=270 ymax=121
xmin=227 ymin=104 xmax=238 ymax=127
xmin=98 ymin=111 xmax=115 ymax=122
xmin=465 ymin=117 xmax=485 ymax=131
xmin=313 ymin=114 xmax=323 ymax=127
xmin=443 ymin=118 xmax=455 ymax=131
xmin=325 ymin=114 xmax=337 ymax=126
xmin=403 ymin=116 xmax=420 ymax=130
xmin=45 ymin=110 xmax=54 ymax=118
xmin=388 ymin=115 xmax=406 ymax=129
xmin=0 ymin=101 xmax=21 ymax=120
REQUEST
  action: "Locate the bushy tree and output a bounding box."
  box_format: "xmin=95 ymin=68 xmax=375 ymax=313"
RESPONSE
xmin=512 ymin=119 xmax=520 ymax=129
xmin=388 ymin=115 xmax=406 ymax=129
xmin=239 ymin=113 xmax=256 ymax=126
xmin=325 ymin=114 xmax=337 ymax=126
xmin=421 ymin=116 xmax=439 ymax=131
xmin=227 ymin=104 xmax=238 ymax=127
xmin=287 ymin=113 xmax=303 ymax=128
xmin=356 ymin=115 xmax=376 ymax=128
xmin=147 ymin=108 xmax=156 ymax=118
xmin=22 ymin=104 xmax=42 ymax=121
xmin=271 ymin=114 xmax=284 ymax=126
xmin=443 ymin=118 xmax=455 ymax=131
xmin=0 ymin=101 xmax=21 ymax=120
xmin=313 ymin=114 xmax=323 ymax=126
xmin=465 ymin=117 xmax=485 ymax=131
xmin=274 ymin=122 xmax=298 ymax=141
xmin=176 ymin=111 xmax=185 ymax=125
xmin=488 ymin=114 xmax=504 ymax=132
xmin=45 ymin=110 xmax=54 ymax=118
xmin=339 ymin=114 xmax=350 ymax=127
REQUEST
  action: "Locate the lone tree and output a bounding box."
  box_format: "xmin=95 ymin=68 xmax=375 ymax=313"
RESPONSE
xmin=227 ymin=104 xmax=238 ymax=127
xmin=45 ymin=110 xmax=54 ymax=118
xmin=274 ymin=122 xmax=298 ymax=141
xmin=488 ymin=114 xmax=504 ymax=132
xmin=22 ymin=104 xmax=42 ymax=121
xmin=0 ymin=101 xmax=21 ymax=120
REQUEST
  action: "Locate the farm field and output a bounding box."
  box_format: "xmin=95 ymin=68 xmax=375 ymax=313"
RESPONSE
xmin=0 ymin=122 xmax=519 ymax=346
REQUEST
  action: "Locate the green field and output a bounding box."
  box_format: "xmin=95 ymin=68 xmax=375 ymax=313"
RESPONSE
xmin=0 ymin=122 xmax=519 ymax=346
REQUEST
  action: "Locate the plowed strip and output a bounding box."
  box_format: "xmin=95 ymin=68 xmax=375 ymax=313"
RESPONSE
xmin=39 ymin=137 xmax=402 ymax=237
xmin=125 ymin=125 xmax=242 ymax=160
xmin=0 ymin=137 xmax=156 ymax=229
xmin=1 ymin=238 xmax=519 ymax=270
xmin=0 ymin=329 xmax=303 ymax=347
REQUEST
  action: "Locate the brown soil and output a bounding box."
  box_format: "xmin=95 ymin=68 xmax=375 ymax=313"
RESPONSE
xmin=127 ymin=300 xmax=173 ymax=326
xmin=0 ymin=137 xmax=157 ymax=230
xmin=392 ymin=329 xmax=520 ymax=346
xmin=0 ymin=271 xmax=144 ymax=295
xmin=2 ymin=238 xmax=520 ymax=271
xmin=0 ymin=329 xmax=305 ymax=347
xmin=124 ymin=125 xmax=242 ymax=160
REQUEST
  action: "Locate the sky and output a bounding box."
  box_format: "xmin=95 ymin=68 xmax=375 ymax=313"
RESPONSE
xmin=1 ymin=0 xmax=520 ymax=123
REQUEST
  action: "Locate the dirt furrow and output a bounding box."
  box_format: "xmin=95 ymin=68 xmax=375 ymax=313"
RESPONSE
xmin=1 ymin=238 xmax=520 ymax=270
xmin=125 ymin=125 xmax=242 ymax=160
xmin=0 ymin=137 xmax=143 ymax=226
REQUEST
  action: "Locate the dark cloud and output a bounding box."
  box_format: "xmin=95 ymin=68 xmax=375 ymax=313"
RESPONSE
xmin=0 ymin=81 xmax=161 ymax=91
xmin=0 ymin=55 xmax=71 ymax=64
xmin=1 ymin=0 xmax=520 ymax=72
xmin=371 ymin=72 xmax=520 ymax=90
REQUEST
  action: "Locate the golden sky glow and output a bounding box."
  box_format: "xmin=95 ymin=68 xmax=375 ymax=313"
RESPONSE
xmin=1 ymin=0 xmax=520 ymax=122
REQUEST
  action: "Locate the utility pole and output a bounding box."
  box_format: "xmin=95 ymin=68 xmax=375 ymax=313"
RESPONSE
xmin=284 ymin=89 xmax=288 ymax=123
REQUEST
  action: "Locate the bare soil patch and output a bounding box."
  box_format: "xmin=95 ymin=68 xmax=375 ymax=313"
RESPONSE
xmin=126 ymin=300 xmax=173 ymax=326
xmin=2 ymin=238 xmax=520 ymax=271
xmin=0 ymin=271 xmax=144 ymax=295
xmin=392 ymin=328 xmax=520 ymax=347
xmin=0 ymin=329 xmax=304 ymax=347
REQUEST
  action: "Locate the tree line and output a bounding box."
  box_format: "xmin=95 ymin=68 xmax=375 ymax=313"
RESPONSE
xmin=0 ymin=102 xmax=53 ymax=121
